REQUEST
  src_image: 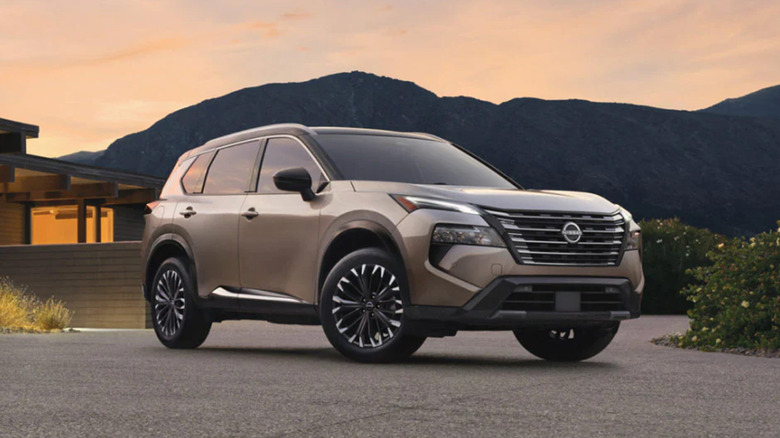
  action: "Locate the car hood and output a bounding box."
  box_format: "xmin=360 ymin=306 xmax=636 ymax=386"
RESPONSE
xmin=349 ymin=181 xmax=620 ymax=214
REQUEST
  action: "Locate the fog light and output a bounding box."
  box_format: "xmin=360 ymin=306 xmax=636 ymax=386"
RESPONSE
xmin=432 ymin=225 xmax=506 ymax=248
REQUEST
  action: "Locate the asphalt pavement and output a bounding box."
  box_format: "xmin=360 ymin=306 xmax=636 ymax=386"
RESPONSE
xmin=1 ymin=316 xmax=778 ymax=437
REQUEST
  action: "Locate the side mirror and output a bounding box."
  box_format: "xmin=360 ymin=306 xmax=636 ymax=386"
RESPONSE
xmin=273 ymin=167 xmax=315 ymax=201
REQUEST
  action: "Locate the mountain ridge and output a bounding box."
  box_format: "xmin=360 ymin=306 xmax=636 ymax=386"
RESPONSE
xmin=63 ymin=71 xmax=780 ymax=236
xmin=700 ymin=84 xmax=780 ymax=118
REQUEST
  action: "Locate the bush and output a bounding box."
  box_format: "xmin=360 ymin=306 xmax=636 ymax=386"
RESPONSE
xmin=677 ymin=223 xmax=780 ymax=350
xmin=34 ymin=297 xmax=73 ymax=330
xmin=639 ymin=218 xmax=725 ymax=314
xmin=0 ymin=278 xmax=37 ymax=329
xmin=0 ymin=277 xmax=72 ymax=332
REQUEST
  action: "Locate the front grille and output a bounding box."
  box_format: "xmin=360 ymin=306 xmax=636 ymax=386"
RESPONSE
xmin=485 ymin=209 xmax=626 ymax=266
xmin=501 ymin=284 xmax=626 ymax=312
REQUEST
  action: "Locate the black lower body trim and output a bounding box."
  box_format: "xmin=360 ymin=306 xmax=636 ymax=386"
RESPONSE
xmin=406 ymin=276 xmax=640 ymax=334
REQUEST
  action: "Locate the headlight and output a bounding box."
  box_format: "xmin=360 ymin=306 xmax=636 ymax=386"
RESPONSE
xmin=617 ymin=206 xmax=641 ymax=250
xmin=626 ymin=230 xmax=641 ymax=250
xmin=617 ymin=205 xmax=633 ymax=222
xmin=391 ymin=194 xmax=482 ymax=215
xmin=432 ymin=224 xmax=506 ymax=248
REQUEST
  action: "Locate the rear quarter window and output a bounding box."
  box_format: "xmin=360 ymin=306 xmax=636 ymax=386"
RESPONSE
xmin=160 ymin=157 xmax=194 ymax=198
xmin=181 ymin=151 xmax=215 ymax=194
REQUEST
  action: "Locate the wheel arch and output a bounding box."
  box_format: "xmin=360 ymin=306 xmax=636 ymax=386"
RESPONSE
xmin=144 ymin=234 xmax=196 ymax=302
xmin=317 ymin=221 xmax=405 ymax=304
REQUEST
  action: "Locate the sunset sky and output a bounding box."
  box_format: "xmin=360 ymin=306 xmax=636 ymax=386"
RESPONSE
xmin=2 ymin=0 xmax=779 ymax=157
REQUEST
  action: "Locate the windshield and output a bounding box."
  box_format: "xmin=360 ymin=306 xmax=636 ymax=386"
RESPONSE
xmin=315 ymin=134 xmax=517 ymax=188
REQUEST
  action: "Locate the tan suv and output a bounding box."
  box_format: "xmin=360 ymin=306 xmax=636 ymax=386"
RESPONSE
xmin=142 ymin=124 xmax=643 ymax=362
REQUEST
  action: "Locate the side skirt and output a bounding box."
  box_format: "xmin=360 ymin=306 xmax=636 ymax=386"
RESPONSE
xmin=198 ymin=287 xmax=320 ymax=325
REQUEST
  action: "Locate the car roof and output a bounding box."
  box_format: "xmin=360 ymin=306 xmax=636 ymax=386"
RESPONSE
xmin=176 ymin=124 xmax=446 ymax=163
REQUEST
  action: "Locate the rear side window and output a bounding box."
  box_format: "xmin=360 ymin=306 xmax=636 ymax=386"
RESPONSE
xmin=181 ymin=152 xmax=214 ymax=194
xmin=256 ymin=137 xmax=325 ymax=194
xmin=203 ymin=141 xmax=261 ymax=195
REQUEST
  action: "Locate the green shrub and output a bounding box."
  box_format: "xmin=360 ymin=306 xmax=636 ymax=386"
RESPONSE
xmin=639 ymin=218 xmax=725 ymax=314
xmin=677 ymin=223 xmax=780 ymax=350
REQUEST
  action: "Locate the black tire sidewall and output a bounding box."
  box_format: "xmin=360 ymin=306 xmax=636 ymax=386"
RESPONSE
xmin=319 ymin=247 xmax=424 ymax=362
xmin=514 ymin=324 xmax=619 ymax=362
xmin=151 ymin=257 xmax=211 ymax=349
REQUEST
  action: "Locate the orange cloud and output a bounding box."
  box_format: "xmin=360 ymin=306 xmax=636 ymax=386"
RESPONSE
xmin=248 ymin=21 xmax=282 ymax=38
xmin=280 ymin=11 xmax=313 ymax=20
xmin=1 ymin=0 xmax=778 ymax=160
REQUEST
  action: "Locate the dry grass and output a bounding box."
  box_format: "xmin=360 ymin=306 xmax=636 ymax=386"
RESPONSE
xmin=34 ymin=297 xmax=73 ymax=330
xmin=0 ymin=278 xmax=36 ymax=330
xmin=0 ymin=277 xmax=72 ymax=332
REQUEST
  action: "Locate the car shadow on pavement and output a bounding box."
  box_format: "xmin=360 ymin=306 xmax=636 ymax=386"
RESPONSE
xmin=406 ymin=354 xmax=619 ymax=370
xmin=194 ymin=346 xmax=619 ymax=369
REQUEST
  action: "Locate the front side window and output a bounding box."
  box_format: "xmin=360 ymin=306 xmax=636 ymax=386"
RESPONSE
xmin=315 ymin=134 xmax=517 ymax=188
xmin=202 ymin=141 xmax=261 ymax=195
xmin=256 ymin=137 xmax=325 ymax=193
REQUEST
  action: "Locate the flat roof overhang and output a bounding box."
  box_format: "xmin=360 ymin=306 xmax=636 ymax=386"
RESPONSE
xmin=0 ymin=118 xmax=40 ymax=154
xmin=0 ymin=153 xmax=164 ymax=206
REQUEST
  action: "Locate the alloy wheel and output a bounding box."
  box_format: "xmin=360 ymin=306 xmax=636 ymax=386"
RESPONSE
xmin=332 ymin=263 xmax=403 ymax=348
xmin=154 ymin=269 xmax=185 ymax=337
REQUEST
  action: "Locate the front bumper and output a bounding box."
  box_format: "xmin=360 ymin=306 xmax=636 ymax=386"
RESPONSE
xmin=395 ymin=209 xmax=644 ymax=308
xmin=405 ymin=276 xmax=640 ymax=334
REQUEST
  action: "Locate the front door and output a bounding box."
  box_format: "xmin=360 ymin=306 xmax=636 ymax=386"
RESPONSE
xmin=238 ymin=136 xmax=326 ymax=304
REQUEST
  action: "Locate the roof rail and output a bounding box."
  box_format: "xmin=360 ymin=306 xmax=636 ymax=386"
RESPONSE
xmin=254 ymin=123 xmax=318 ymax=136
xmin=410 ymin=132 xmax=447 ymax=142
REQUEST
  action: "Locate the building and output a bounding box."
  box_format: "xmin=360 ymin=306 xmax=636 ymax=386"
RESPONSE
xmin=0 ymin=117 xmax=164 ymax=328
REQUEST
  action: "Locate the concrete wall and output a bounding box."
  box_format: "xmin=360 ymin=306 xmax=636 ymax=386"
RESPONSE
xmin=0 ymin=242 xmax=148 ymax=328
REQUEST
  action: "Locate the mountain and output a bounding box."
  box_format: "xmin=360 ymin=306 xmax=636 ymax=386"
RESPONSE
xmin=701 ymin=84 xmax=780 ymax=118
xmin=65 ymin=72 xmax=780 ymax=236
xmin=58 ymin=150 xmax=104 ymax=165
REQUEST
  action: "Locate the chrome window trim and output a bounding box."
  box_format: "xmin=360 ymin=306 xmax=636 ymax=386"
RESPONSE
xmin=179 ymin=135 xmax=330 ymax=196
xmin=260 ymin=134 xmax=331 ymax=184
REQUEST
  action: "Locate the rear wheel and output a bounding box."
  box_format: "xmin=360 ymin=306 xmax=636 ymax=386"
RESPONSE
xmin=513 ymin=324 xmax=619 ymax=362
xmin=319 ymin=248 xmax=426 ymax=363
xmin=151 ymin=257 xmax=211 ymax=349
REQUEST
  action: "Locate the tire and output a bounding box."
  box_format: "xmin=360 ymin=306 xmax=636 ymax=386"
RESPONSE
xmin=151 ymin=257 xmax=212 ymax=349
xmin=319 ymin=247 xmax=426 ymax=363
xmin=513 ymin=324 xmax=619 ymax=362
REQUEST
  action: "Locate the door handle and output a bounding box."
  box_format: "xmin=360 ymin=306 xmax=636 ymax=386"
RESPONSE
xmin=241 ymin=208 xmax=259 ymax=219
xmin=179 ymin=207 xmax=197 ymax=218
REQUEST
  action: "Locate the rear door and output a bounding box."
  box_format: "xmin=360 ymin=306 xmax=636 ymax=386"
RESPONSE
xmin=238 ymin=136 xmax=327 ymax=304
xmin=173 ymin=140 xmax=262 ymax=298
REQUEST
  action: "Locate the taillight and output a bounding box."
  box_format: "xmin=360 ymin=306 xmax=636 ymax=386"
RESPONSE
xmin=145 ymin=201 xmax=160 ymax=215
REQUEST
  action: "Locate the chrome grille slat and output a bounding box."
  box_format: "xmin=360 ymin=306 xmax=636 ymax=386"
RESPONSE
xmin=509 ymin=238 xmax=622 ymax=246
xmin=485 ymin=209 xmax=622 ymax=222
xmin=515 ymin=249 xmax=620 ymax=256
xmin=486 ymin=208 xmax=626 ymax=266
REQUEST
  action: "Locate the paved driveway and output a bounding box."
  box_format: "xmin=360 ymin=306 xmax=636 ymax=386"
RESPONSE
xmin=1 ymin=316 xmax=778 ymax=437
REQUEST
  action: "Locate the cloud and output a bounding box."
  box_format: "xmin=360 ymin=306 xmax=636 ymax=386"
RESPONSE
xmin=280 ymin=10 xmax=313 ymax=20
xmin=83 ymin=38 xmax=191 ymax=66
xmin=3 ymin=0 xmax=780 ymax=158
xmin=247 ymin=21 xmax=282 ymax=38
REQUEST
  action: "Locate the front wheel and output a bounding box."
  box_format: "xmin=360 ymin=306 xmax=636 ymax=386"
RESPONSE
xmin=319 ymin=248 xmax=426 ymax=363
xmin=513 ymin=324 xmax=619 ymax=362
xmin=151 ymin=257 xmax=212 ymax=349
